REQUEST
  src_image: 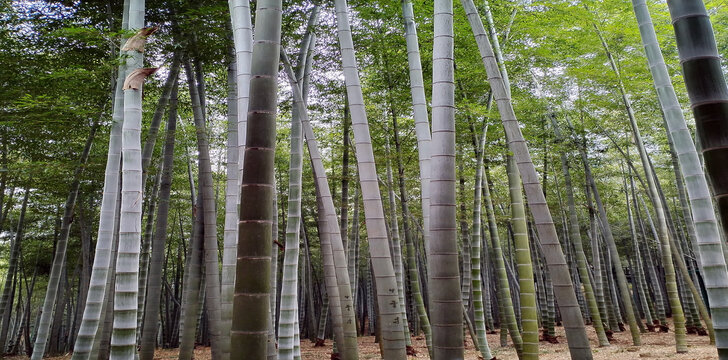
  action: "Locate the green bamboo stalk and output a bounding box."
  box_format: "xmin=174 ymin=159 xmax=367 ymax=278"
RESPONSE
xmin=590 ymin=16 xmax=684 ymax=350
xmin=185 ymin=59 xmax=224 ymax=359
xmin=384 ymin=135 xmax=411 ymax=347
xmin=0 ymin=191 xmax=29 ymax=352
xmin=111 ymin=62 xmax=157 ymax=360
xmin=507 ymin=155 xmax=539 ymax=359
xmin=483 ymin=167 xmax=522 ymax=353
xmin=625 ymin=174 xmax=654 ymax=329
xmin=633 ymin=188 xmax=668 ymax=327
xmin=427 ymin=0 xmax=464 ymax=357
xmin=178 ymin=190 xmax=203 ymax=360
xmin=222 ymin=2 xmax=253 ymax=357
xmin=469 ymin=131 xmax=494 ymax=359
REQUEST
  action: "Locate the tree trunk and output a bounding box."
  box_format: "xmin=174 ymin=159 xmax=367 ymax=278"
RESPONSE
xmin=71 ymin=199 xmax=93 ymax=351
xmin=71 ymin=14 xmax=130 ymax=354
xmin=137 ymin=164 xmax=161 ymax=339
xmin=277 ymin=55 xmax=304 ymax=358
xmin=384 ymin=132 xmax=410 ymax=347
xmin=483 ymin=167 xmax=522 ymax=353
xmin=219 ymin=42 xmax=238 ymax=360
xmin=94 ymin=198 xmax=121 ymax=360
xmin=429 ymin=0 xmax=463 ymax=358
xmin=231 ymin=0 xmax=282 ymax=356
xmin=507 ymin=155 xmax=539 ymax=359
xmin=400 ymin=0 xmax=432 ymax=258
xmin=135 ymin=57 xmax=180 ymax=340
xmin=223 ymin=3 xmax=253 ymax=358
xmin=634 ymin=0 xmax=728 ymax=354
xmin=178 ymin=190 xmax=203 ymax=360
xmin=392 ymin=95 xmax=432 ymax=355
xmin=332 ymin=0 xmax=407 ymax=357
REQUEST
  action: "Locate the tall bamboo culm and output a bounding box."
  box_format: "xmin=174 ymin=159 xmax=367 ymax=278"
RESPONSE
xmin=400 ymin=0 xmax=432 ymax=258
xmin=633 ymin=0 xmax=728 ymax=355
xmin=430 ymin=0 xmax=464 ymax=358
xmin=333 ymin=0 xmax=406 ymax=357
xmin=222 ymin=2 xmax=253 ymax=358
xmin=231 ymin=0 xmax=282 ymax=357
xmin=283 ymin=54 xmax=355 ymax=359
xmin=71 ymin=1 xmax=131 ymax=357
xmin=482 ymin=166 xmax=522 ymax=352
xmin=111 ymin=47 xmax=156 ymax=360
xmin=470 ymin=131 xmax=493 ymax=360
xmin=507 ymin=155 xmax=539 ymax=359
xmin=278 ymin=50 xmax=305 ymax=360
xmin=138 ymin=81 xmax=177 ymax=360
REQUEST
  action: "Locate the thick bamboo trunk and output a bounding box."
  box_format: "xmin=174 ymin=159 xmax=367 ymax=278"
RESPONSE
xmin=332 ymin=0 xmax=407 ymax=357
xmin=469 ymin=130 xmax=493 ymax=360
xmin=178 ymin=191 xmax=203 ymax=360
xmin=277 ymin=49 xmax=306 ymax=360
xmin=136 ymin=57 xmax=180 ymax=339
xmin=633 ymin=0 xmax=728 ymax=355
xmin=231 ymin=0 xmax=282 ymax=357
xmin=137 ymin=165 xmax=161 ymax=339
xmin=222 ymin=2 xmax=253 ymax=356
xmin=219 ymin=43 xmax=238 ymax=360
xmin=483 ymin=168 xmax=522 ymax=353
xmin=392 ymin=112 xmax=432 ymax=353
xmin=429 ymin=0 xmax=463 ymax=358
xmin=72 ymin=201 xmax=93 ymax=351
xmin=384 ymin=138 xmax=411 ymax=346
xmin=111 ymin=60 xmax=158 ymax=360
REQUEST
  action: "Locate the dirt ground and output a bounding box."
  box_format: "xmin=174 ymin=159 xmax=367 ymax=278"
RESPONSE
xmin=8 ymin=323 xmax=718 ymax=359
xmin=298 ymin=324 xmax=718 ymax=359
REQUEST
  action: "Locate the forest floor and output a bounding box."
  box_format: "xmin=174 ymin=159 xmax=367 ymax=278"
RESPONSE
xmin=9 ymin=322 xmax=718 ymax=359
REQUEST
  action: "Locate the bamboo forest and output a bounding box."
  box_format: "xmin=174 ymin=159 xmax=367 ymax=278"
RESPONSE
xmin=5 ymin=0 xmax=728 ymax=359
